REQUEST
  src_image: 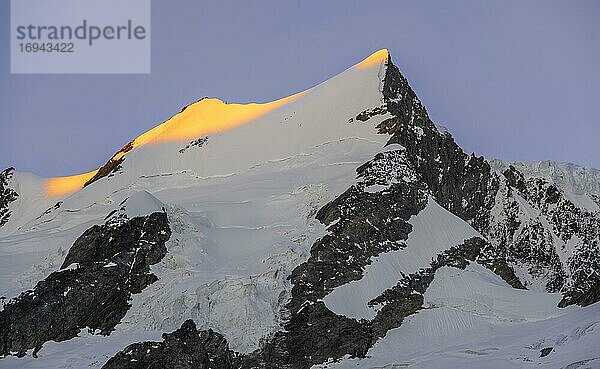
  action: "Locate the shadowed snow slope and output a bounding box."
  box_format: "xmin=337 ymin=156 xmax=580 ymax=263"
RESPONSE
xmin=315 ymin=264 xmax=596 ymax=369
xmin=323 ymin=197 xmax=480 ymax=319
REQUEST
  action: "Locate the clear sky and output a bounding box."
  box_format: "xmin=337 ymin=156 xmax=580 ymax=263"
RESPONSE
xmin=1 ymin=1 xmax=598 ymax=177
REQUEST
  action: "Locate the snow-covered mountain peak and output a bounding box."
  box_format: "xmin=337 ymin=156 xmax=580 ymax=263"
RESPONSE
xmin=40 ymin=49 xmax=391 ymax=199
xmin=353 ymin=48 xmax=389 ymax=69
xmin=1 ymin=48 xmax=598 ymax=369
xmin=1 ymin=49 xmax=392 ymax=235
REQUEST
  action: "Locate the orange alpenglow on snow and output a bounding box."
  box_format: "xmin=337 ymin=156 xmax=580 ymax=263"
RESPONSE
xmin=44 ymin=170 xmax=99 ymax=197
xmin=130 ymin=93 xmax=303 ymax=148
xmin=354 ymin=49 xmax=389 ymax=70
xmin=43 ymin=93 xmax=303 ymax=197
xmin=43 ymin=49 xmax=390 ymax=198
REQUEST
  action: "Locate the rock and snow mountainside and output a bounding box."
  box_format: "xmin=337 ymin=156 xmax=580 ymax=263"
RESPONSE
xmin=1 ymin=50 xmax=599 ymax=369
xmin=0 ymin=169 xmax=18 ymax=228
xmin=490 ymin=159 xmax=600 ymax=200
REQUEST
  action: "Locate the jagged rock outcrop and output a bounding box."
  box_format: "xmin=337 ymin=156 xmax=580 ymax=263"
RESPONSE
xmin=0 ymin=211 xmax=171 ymax=358
xmin=490 ymin=159 xmax=600 ymax=196
xmin=0 ymin=168 xmax=18 ymax=228
xmin=84 ymin=141 xmax=134 ymax=187
xmin=288 ymin=181 xmax=427 ymax=312
xmin=379 ymin=58 xmax=500 ymax=233
xmin=103 ymin=320 xmax=241 ymax=369
xmin=487 ymin=165 xmax=600 ymax=305
xmin=179 ymin=136 xmax=208 ymax=154
xmin=376 ymin=56 xmax=599 ymax=305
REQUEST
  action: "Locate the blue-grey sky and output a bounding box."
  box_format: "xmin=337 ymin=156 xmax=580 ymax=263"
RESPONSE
xmin=1 ymin=1 xmax=598 ymax=177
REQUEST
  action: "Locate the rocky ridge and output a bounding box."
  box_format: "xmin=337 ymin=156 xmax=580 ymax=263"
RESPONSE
xmin=0 ymin=168 xmax=18 ymax=228
xmin=0 ymin=210 xmax=171 ymax=357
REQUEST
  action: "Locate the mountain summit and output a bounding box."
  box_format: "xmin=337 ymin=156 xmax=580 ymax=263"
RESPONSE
xmin=1 ymin=50 xmax=599 ymax=369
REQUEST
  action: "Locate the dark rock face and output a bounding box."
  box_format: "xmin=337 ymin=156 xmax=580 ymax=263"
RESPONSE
xmin=477 ymin=246 xmax=526 ymax=290
xmin=180 ymin=136 xmax=209 ymax=154
xmin=0 ymin=168 xmax=18 ymax=228
xmin=487 ymin=178 xmax=568 ymax=293
xmin=492 ymin=165 xmax=600 ymax=304
xmin=288 ymin=181 xmax=427 ymax=313
xmin=380 ymin=58 xmax=499 ymax=233
xmin=540 ymin=347 xmax=553 ymax=358
xmin=559 ymin=279 xmax=600 ymax=307
xmin=592 ymin=194 xmax=600 ymax=209
xmin=103 ymin=320 xmax=241 ymax=369
xmin=84 ymin=141 xmax=134 ymax=187
xmin=380 ymin=56 xmax=599 ymax=304
xmin=355 ymin=105 xmax=386 ymax=122
xmin=523 ymin=177 xmax=599 ymax=304
xmin=0 ymin=211 xmax=171 ymax=358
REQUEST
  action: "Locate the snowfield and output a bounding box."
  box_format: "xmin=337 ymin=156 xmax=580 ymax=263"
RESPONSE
xmin=314 ymin=264 xmax=599 ymax=369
